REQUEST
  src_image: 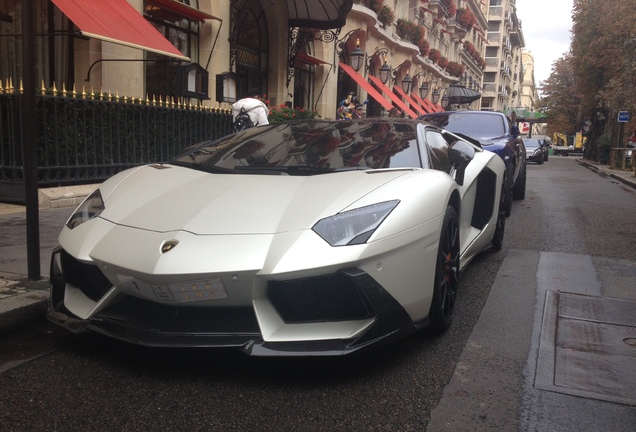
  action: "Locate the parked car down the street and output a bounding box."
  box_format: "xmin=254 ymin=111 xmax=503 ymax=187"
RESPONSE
xmin=46 ymin=119 xmax=506 ymax=356
xmin=419 ymin=110 xmax=527 ymax=217
xmin=523 ymin=138 xmax=548 ymax=164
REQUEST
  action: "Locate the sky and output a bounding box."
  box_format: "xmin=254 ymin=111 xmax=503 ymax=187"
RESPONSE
xmin=515 ymin=0 xmax=574 ymax=87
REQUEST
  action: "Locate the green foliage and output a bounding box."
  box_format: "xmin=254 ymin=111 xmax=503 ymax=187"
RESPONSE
xmin=442 ymin=0 xmax=457 ymax=17
xmin=355 ymin=0 xmax=384 ymax=13
xmin=536 ymin=54 xmax=582 ymax=137
xmin=568 ymin=1 xmax=636 ymax=139
xmin=267 ymin=104 xmax=318 ymax=124
xmin=428 ymin=48 xmax=441 ymax=64
xmin=445 ymin=61 xmax=465 ymax=78
xmin=456 ymin=8 xmax=476 ymax=30
xmin=377 ymin=6 xmax=395 ymax=26
xmin=396 ymin=19 xmax=425 ymax=45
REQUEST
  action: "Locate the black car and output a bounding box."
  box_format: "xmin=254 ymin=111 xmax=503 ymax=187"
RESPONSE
xmin=523 ymin=138 xmax=549 ymax=164
xmin=420 ymin=111 xmax=526 ymax=217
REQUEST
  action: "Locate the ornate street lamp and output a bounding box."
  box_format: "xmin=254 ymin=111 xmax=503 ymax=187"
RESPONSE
xmin=413 ymin=73 xmax=429 ymax=99
xmin=349 ymin=39 xmax=365 ymax=72
xmin=431 ymin=85 xmax=441 ymax=105
xmin=419 ymin=81 xmax=429 ymax=99
xmin=401 ymin=71 xmax=413 ymax=94
xmin=441 ymin=94 xmax=450 ymax=110
xmin=378 ymin=56 xmax=392 ymax=84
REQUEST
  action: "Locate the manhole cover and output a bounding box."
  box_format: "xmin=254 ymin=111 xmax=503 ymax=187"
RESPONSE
xmin=536 ymin=291 xmax=636 ymax=406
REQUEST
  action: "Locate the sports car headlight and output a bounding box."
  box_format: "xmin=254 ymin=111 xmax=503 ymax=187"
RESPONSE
xmin=66 ymin=189 xmax=105 ymax=229
xmin=312 ymin=200 xmax=399 ymax=246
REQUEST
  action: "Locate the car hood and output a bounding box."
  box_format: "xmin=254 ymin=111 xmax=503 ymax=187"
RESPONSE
xmin=98 ymin=164 xmax=412 ymax=235
xmin=472 ymin=136 xmax=509 ymax=148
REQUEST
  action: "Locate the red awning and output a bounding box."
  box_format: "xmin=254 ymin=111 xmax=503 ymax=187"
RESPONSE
xmin=296 ymin=53 xmax=331 ymax=66
xmin=393 ymin=86 xmax=427 ymax=116
xmin=415 ymin=92 xmax=440 ymax=113
xmin=146 ymin=0 xmax=221 ymax=23
xmin=51 ymin=0 xmax=189 ymax=61
xmin=339 ymin=63 xmax=393 ymax=111
xmin=367 ymin=75 xmax=418 ymax=119
xmin=410 ymin=92 xmax=432 ymax=114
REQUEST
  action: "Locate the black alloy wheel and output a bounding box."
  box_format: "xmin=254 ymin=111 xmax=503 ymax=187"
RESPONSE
xmin=428 ymin=206 xmax=460 ymax=334
xmin=491 ymin=180 xmax=506 ymax=251
xmin=512 ymin=165 xmax=526 ymax=200
xmin=503 ymin=168 xmax=513 ymax=217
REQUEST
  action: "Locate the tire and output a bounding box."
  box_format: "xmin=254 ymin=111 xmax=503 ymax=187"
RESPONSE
xmin=512 ymin=165 xmax=526 ymax=200
xmin=491 ymin=181 xmax=506 ymax=251
xmin=537 ymin=157 xmax=544 ymax=165
xmin=503 ymin=168 xmax=513 ymax=217
xmin=427 ymin=206 xmax=460 ymax=335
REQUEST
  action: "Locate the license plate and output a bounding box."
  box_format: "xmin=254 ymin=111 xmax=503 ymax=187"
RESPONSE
xmin=119 ymin=275 xmax=228 ymax=303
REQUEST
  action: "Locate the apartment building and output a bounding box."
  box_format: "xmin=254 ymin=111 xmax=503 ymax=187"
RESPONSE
xmin=480 ymin=0 xmax=525 ymax=111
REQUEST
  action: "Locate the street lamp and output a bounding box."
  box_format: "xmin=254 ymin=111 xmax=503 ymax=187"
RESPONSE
xmin=419 ymin=81 xmax=429 ymax=99
xmin=441 ymin=94 xmax=450 ymax=110
xmin=430 ymin=81 xmax=441 ymax=104
xmin=413 ymin=72 xmax=428 ymax=98
xmin=349 ymin=39 xmax=365 ymax=72
xmin=378 ymin=55 xmax=392 ymax=84
xmin=401 ymin=71 xmax=413 ymax=94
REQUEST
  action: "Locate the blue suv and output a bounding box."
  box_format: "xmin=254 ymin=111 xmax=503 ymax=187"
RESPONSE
xmin=420 ymin=111 xmax=526 ymax=216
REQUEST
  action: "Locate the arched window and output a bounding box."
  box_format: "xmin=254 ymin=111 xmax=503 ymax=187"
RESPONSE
xmin=230 ymin=0 xmax=269 ymax=99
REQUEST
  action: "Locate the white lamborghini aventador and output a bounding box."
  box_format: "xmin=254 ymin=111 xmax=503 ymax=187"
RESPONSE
xmin=47 ymin=119 xmax=506 ymax=355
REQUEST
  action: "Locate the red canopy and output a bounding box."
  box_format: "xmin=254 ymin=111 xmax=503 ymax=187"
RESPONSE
xmin=51 ymin=0 xmax=189 ymax=60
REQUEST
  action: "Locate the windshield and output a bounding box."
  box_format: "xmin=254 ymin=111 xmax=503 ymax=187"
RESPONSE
xmin=523 ymin=139 xmax=541 ymax=149
xmin=171 ymin=120 xmax=422 ymax=175
xmin=423 ymin=113 xmax=507 ymax=139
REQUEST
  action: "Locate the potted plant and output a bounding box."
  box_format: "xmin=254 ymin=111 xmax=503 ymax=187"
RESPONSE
xmin=456 ymin=8 xmax=476 ymax=30
xmin=428 ymin=48 xmax=441 ymax=64
xmin=377 ymin=5 xmax=395 ymax=27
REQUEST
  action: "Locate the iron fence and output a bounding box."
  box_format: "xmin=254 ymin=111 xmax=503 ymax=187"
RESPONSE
xmin=0 ymin=85 xmax=233 ymax=203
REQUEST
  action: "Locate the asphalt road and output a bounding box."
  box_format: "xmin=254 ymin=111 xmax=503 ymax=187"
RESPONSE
xmin=1 ymin=157 xmax=635 ymax=431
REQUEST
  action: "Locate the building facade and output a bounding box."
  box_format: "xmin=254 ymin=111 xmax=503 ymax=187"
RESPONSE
xmin=480 ymin=0 xmax=525 ymax=112
xmin=1 ymin=0 xmax=541 ymax=126
xmin=1 ymin=0 xmax=509 ymax=120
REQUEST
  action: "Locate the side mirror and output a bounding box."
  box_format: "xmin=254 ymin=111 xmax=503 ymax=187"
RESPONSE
xmin=448 ymin=140 xmax=475 ymax=186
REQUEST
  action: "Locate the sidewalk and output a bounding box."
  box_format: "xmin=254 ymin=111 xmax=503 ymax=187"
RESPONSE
xmin=0 ymin=184 xmax=97 ymax=334
xmin=575 ymin=157 xmax=636 ymax=189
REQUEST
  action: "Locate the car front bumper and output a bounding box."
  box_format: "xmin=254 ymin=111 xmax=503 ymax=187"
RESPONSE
xmin=47 ymin=247 xmax=421 ymax=356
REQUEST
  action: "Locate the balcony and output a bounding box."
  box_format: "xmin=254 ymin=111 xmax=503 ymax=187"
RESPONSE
xmin=489 ymin=6 xmax=503 ymax=19
xmin=500 ymin=61 xmax=511 ymax=77
xmin=485 ymin=57 xmax=498 ymax=70
xmin=487 ymin=32 xmax=501 ymax=44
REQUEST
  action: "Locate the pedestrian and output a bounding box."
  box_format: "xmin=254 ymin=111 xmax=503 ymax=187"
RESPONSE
xmin=628 ymin=129 xmax=636 ymax=145
xmin=352 ymin=104 xmax=365 ymax=119
xmin=232 ymin=87 xmax=269 ymax=128
xmin=510 ymin=111 xmax=520 ymax=138
xmin=388 ymin=107 xmax=401 ymax=118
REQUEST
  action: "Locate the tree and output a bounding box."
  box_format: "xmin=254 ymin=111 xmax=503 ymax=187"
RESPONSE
xmin=571 ymin=0 xmax=636 ymax=144
xmin=535 ymin=54 xmax=582 ymax=137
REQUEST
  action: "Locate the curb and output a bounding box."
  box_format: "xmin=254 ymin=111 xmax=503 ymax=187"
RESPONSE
xmin=0 ymin=280 xmax=50 ymax=335
xmin=576 ymin=159 xmax=636 ymax=190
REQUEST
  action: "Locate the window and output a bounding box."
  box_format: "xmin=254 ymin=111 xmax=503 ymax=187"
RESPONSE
xmin=144 ymin=0 xmax=200 ymax=100
xmin=231 ymin=3 xmax=269 ymax=100
xmin=426 ymin=131 xmax=452 ymax=173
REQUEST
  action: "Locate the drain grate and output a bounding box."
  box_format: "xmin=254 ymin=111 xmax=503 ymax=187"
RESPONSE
xmin=535 ymin=291 xmax=636 ymax=406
